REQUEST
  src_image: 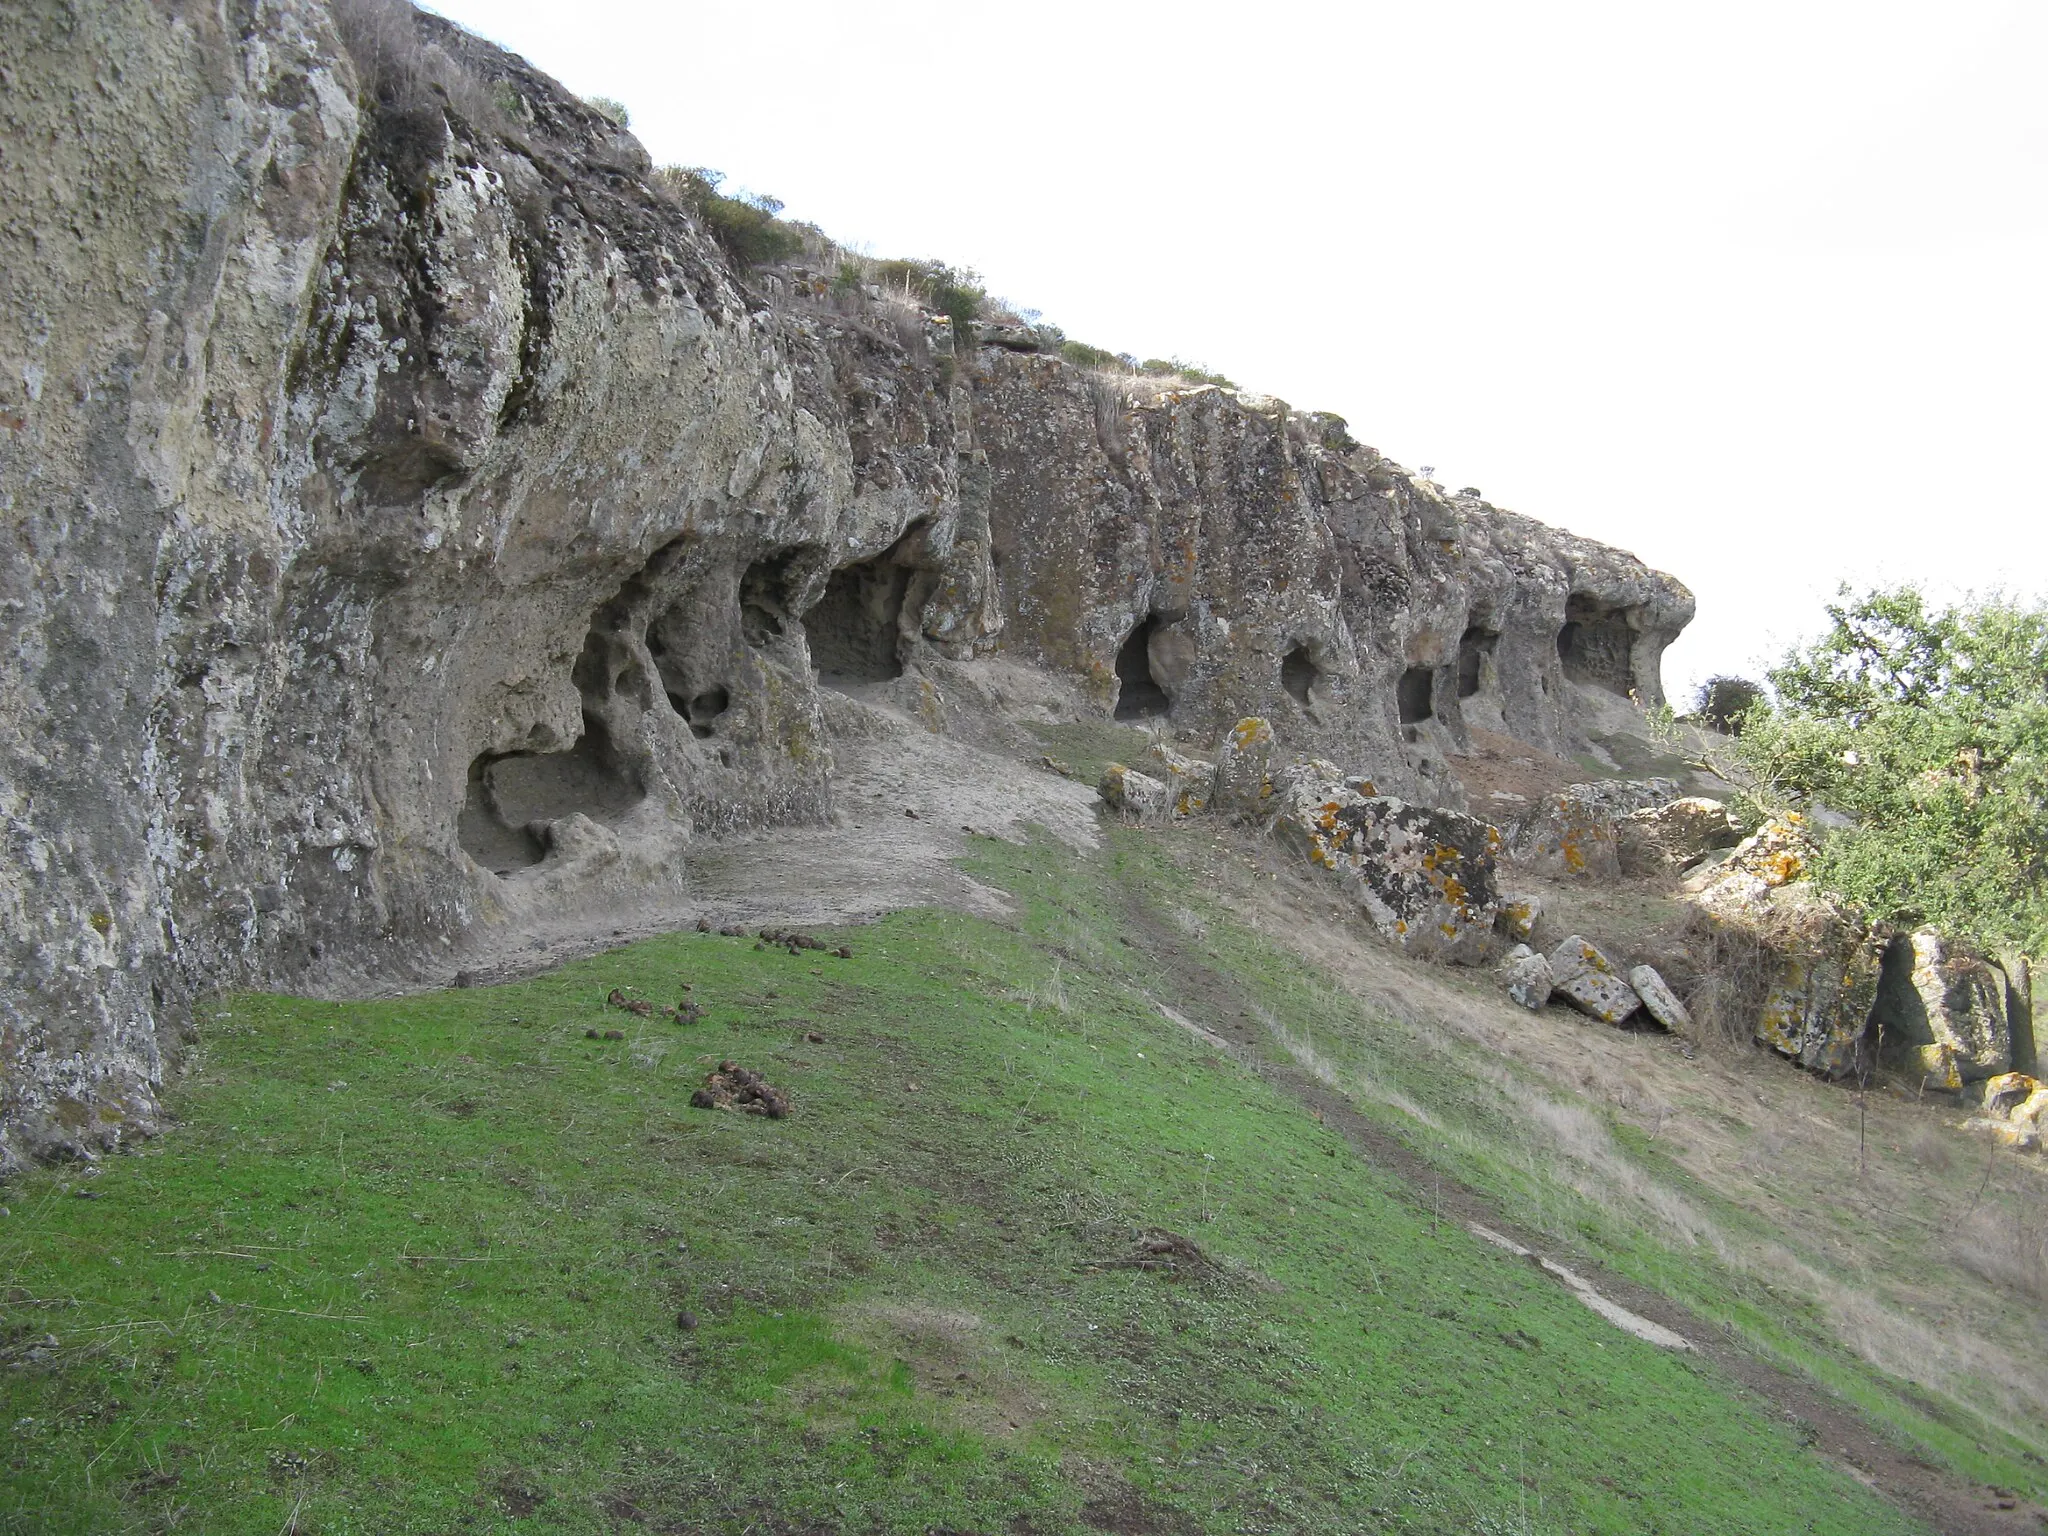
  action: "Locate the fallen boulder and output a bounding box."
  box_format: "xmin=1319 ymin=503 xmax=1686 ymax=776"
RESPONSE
xmin=1501 ymin=945 xmax=1555 ymax=1010
xmin=1617 ymin=797 xmax=1741 ymax=875
xmin=1496 ymin=892 xmax=1542 ymax=942
xmin=1875 ymin=930 xmax=2012 ymax=1090
xmin=1211 ymin=717 xmax=1278 ymax=817
xmin=1099 ymin=763 xmax=1173 ymax=823
xmin=1276 ymin=777 xmax=1504 ymax=964
xmin=1147 ymin=742 xmax=1217 ymax=817
xmin=1682 ymin=818 xmax=1883 ymax=1076
xmin=1508 ymin=779 xmax=1683 ymax=881
xmin=1628 ymin=965 xmax=1692 ymax=1033
xmin=1549 ymin=937 xmax=1642 ymax=1024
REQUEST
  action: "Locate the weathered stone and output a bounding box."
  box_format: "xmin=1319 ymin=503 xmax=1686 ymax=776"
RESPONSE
xmin=1680 ymin=816 xmax=1891 ymax=1073
xmin=0 ymin=2 xmax=1700 ymax=1161
xmin=1740 ymin=896 xmax=1882 ymax=1077
xmin=1509 ymin=778 xmax=1683 ymax=880
xmin=1979 ymin=1072 xmax=2048 ymax=1123
xmin=978 ymin=354 xmax=1693 ymax=799
xmin=1146 ymin=742 xmax=1217 ymax=818
xmin=1683 ymin=819 xmax=1814 ymax=914
xmin=1628 ymin=965 xmax=1692 ymax=1033
xmin=1098 ymin=765 xmax=1173 ymax=824
xmin=1875 ymin=931 xmax=2011 ymax=1090
xmin=1211 ymin=718 xmax=1279 ymax=817
xmin=1617 ymin=797 xmax=1741 ymax=875
xmin=1276 ymin=785 xmax=1504 ymax=964
xmin=1549 ymin=937 xmax=1642 ymax=1023
xmin=1508 ymin=793 xmax=1620 ymax=880
xmin=1501 ymin=947 xmax=1555 ymax=1010
xmin=1496 ymin=892 xmax=1543 ymax=942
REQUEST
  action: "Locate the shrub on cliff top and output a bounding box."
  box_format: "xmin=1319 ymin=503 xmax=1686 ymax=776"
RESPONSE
xmin=1732 ymin=586 xmax=2048 ymax=953
xmin=654 ymin=166 xmax=805 ymax=266
xmin=870 ymin=258 xmax=985 ymax=335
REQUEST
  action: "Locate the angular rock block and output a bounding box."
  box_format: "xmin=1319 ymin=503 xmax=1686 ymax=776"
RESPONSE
xmin=1211 ymin=717 xmax=1278 ymax=818
xmin=1509 ymin=779 xmax=1682 ymax=881
xmin=1276 ymin=779 xmax=1504 ymax=964
xmin=1501 ymin=945 xmax=1554 ymax=1010
xmin=1877 ymin=930 xmax=2012 ymax=1090
xmin=1617 ymin=797 xmax=1740 ymax=874
xmin=1628 ymin=964 xmax=1691 ymax=1032
xmin=1509 ymin=793 xmax=1620 ymax=880
xmin=1147 ymin=742 xmax=1217 ymax=818
xmin=1098 ymin=764 xmax=1172 ymax=823
xmin=1496 ymin=891 xmax=1542 ymax=942
xmin=1548 ymin=936 xmax=1642 ymax=1023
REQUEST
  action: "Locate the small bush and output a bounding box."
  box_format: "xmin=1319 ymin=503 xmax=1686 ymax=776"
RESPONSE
xmin=868 ymin=259 xmax=985 ymax=335
xmin=1059 ymin=340 xmax=1119 ymax=369
xmin=654 ymin=166 xmax=805 ymax=267
xmin=1139 ymin=357 xmax=1236 ymax=388
xmin=584 ymin=94 xmax=631 ymax=127
xmin=1694 ymin=675 xmax=1766 ymax=734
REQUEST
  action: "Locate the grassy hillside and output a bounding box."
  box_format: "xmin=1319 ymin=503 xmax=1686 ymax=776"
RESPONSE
xmin=0 ymin=827 xmax=2001 ymax=1533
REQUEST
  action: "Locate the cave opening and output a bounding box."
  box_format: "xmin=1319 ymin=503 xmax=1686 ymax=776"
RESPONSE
xmin=668 ymin=685 xmax=729 ymax=739
xmin=457 ymin=713 xmax=645 ymax=876
xmin=806 ymin=556 xmax=911 ymax=684
xmin=1397 ymin=665 xmax=1435 ymax=725
xmin=1457 ymin=626 xmax=1499 ymax=699
xmin=1280 ymin=643 xmax=1318 ymax=705
xmin=740 ymin=549 xmax=806 ymax=649
xmin=1114 ymin=616 xmax=1172 ymax=720
xmin=1557 ymin=594 xmax=1638 ymax=696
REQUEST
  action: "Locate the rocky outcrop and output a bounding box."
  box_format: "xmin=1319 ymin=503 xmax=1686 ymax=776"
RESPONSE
xmin=978 ymin=367 xmax=1693 ymax=808
xmin=0 ymin=0 xmax=1693 ymax=1164
xmin=1506 ymin=778 xmax=1682 ymax=880
xmin=1874 ymin=931 xmax=2013 ymax=1090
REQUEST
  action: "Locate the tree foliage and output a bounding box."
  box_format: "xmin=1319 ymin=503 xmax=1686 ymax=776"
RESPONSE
xmin=1732 ymin=586 xmax=2048 ymax=953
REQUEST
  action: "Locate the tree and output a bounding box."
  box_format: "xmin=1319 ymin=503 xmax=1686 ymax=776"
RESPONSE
xmin=1732 ymin=586 xmax=2048 ymax=953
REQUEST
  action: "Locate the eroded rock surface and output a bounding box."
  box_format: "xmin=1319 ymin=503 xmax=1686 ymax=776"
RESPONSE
xmin=0 ymin=0 xmax=1694 ymax=1162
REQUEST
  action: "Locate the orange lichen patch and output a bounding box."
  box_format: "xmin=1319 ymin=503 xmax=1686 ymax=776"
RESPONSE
xmin=1759 ymin=849 xmax=1804 ymax=884
xmin=1560 ymin=832 xmax=1588 ymax=873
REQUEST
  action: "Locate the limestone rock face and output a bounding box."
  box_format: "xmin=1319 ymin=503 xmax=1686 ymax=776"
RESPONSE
xmin=1549 ymin=937 xmax=1642 ymax=1024
xmin=976 ymin=366 xmax=1693 ymax=804
xmin=0 ymin=1 xmax=994 ymax=1166
xmin=0 ymin=1 xmax=1696 ymax=1162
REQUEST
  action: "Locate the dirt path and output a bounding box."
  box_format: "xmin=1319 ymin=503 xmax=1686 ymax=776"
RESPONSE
xmin=1114 ymin=874 xmax=2040 ymax=1536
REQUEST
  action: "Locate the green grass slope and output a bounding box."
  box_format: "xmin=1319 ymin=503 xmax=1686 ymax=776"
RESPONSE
xmin=2 ymin=833 xmax=1934 ymax=1534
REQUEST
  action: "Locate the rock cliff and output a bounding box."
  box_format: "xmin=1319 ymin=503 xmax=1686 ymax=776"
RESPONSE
xmin=0 ymin=0 xmax=1690 ymax=1165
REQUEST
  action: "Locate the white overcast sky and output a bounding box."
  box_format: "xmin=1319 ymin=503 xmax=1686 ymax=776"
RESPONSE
xmin=429 ymin=0 xmax=2047 ymax=702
